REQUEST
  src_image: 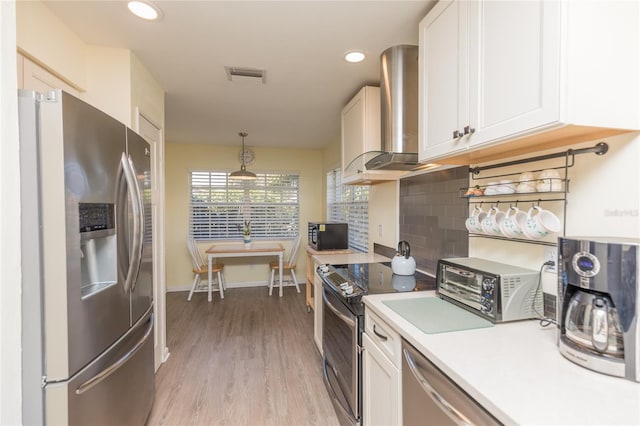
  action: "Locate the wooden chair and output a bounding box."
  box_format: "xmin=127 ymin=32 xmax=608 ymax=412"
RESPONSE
xmin=187 ymin=237 xmax=225 ymax=302
xmin=268 ymin=234 xmax=302 ymax=296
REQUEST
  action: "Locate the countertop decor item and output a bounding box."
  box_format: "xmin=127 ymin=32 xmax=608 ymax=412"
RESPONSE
xmin=229 ymin=132 xmax=257 ymax=180
xmin=240 ymin=220 xmax=251 ymax=243
xmin=391 ymin=241 xmax=416 ymax=275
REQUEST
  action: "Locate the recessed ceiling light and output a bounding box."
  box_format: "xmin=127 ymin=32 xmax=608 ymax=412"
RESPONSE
xmin=127 ymin=1 xmax=163 ymax=21
xmin=345 ymin=50 xmax=366 ymax=63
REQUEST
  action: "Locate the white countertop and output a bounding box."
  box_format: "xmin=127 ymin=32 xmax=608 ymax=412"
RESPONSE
xmin=311 ymin=252 xmax=390 ymax=265
xmin=363 ymin=291 xmax=640 ymax=425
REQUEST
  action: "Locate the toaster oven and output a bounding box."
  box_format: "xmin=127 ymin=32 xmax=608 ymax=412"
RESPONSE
xmin=436 ymin=257 xmax=542 ymax=322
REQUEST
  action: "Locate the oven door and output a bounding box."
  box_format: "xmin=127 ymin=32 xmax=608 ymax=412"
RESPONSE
xmin=438 ymin=265 xmax=484 ymax=310
xmin=322 ymin=285 xmax=361 ymax=426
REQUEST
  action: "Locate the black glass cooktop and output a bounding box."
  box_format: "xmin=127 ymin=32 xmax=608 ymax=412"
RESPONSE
xmin=332 ymin=262 xmax=436 ymax=295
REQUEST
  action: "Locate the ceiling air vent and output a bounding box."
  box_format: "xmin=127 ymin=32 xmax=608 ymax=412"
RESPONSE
xmin=224 ymin=66 xmax=267 ymax=84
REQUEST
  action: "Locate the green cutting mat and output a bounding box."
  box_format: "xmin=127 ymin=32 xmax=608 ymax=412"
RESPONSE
xmin=382 ymin=297 xmax=493 ymax=334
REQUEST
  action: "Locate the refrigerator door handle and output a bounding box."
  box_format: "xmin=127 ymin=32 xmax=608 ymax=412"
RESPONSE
xmin=116 ymin=155 xmax=130 ymax=290
xmin=125 ymin=155 xmax=144 ymax=292
xmin=75 ymin=312 xmax=153 ymax=395
xmin=117 ymin=153 xmax=143 ymax=293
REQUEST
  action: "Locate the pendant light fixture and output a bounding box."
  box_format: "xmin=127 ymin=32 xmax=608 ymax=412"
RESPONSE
xmin=229 ymin=132 xmax=257 ymax=180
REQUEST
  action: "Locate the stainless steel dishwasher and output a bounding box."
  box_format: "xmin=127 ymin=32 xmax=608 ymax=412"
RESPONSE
xmin=401 ymin=339 xmax=501 ymax=425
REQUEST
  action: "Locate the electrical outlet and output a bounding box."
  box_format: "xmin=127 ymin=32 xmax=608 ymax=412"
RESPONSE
xmin=378 ymin=224 xmax=383 ymax=237
xmin=544 ymin=247 xmax=558 ymax=273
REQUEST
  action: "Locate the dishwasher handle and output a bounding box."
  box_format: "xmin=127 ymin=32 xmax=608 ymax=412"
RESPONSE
xmin=403 ymin=348 xmax=474 ymax=426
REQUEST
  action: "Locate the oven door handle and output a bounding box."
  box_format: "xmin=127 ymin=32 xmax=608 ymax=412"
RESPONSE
xmin=322 ymin=289 xmax=355 ymax=328
xmin=323 ymin=359 xmax=357 ymax=421
xmin=403 ymin=348 xmax=473 ymax=426
xmin=445 ymin=266 xmax=475 ymax=278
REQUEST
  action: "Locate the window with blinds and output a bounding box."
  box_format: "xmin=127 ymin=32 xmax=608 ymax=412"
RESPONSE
xmin=190 ymin=171 xmax=299 ymax=240
xmin=326 ymin=169 xmax=369 ymax=252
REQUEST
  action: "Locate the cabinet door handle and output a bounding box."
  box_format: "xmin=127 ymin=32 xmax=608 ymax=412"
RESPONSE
xmin=464 ymin=125 xmax=475 ymax=135
xmin=373 ymin=324 xmax=388 ymax=341
xmin=453 ymin=130 xmax=461 ymax=139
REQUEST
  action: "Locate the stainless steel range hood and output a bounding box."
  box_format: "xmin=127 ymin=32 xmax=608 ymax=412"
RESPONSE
xmin=364 ymin=151 xmax=418 ymax=171
xmin=365 ymin=45 xmax=419 ymax=171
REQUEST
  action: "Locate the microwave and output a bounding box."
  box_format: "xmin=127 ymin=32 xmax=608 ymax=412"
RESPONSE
xmin=308 ymin=222 xmax=348 ymax=251
xmin=436 ymin=257 xmax=542 ymax=322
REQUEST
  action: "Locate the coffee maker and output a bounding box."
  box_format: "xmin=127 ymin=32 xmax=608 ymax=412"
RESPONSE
xmin=558 ymin=236 xmax=639 ymax=382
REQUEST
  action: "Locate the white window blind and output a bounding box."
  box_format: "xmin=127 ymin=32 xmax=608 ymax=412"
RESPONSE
xmin=327 ymin=169 xmax=369 ymax=252
xmin=190 ymin=171 xmax=299 ymax=240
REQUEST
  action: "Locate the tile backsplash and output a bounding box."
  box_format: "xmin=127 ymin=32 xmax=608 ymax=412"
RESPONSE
xmin=398 ymin=167 xmax=469 ymax=275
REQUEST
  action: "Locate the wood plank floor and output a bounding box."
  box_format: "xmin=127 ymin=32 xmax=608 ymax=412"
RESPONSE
xmin=146 ymin=286 xmax=340 ymax=426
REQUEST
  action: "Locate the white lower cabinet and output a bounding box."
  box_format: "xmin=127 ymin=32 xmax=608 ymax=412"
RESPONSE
xmin=363 ymin=309 xmax=401 ymax=426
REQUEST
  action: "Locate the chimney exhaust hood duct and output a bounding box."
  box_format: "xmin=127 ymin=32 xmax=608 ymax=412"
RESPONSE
xmin=365 ymin=45 xmax=419 ymax=171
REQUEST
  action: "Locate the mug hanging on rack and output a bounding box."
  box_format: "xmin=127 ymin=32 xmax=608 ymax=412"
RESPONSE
xmin=522 ymin=206 xmax=562 ymax=239
xmin=481 ymin=206 xmax=506 ymax=236
xmin=465 ymin=205 xmax=487 ymax=234
xmin=500 ymin=207 xmax=527 ymax=238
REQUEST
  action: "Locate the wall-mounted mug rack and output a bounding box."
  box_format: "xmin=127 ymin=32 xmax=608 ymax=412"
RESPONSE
xmin=461 ymin=142 xmax=608 ymax=246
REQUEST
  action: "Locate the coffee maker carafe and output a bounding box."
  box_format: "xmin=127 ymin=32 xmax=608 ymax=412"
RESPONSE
xmin=558 ymin=237 xmax=639 ymax=382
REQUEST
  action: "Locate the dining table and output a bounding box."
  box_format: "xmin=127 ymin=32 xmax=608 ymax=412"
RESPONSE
xmin=205 ymin=242 xmax=286 ymax=296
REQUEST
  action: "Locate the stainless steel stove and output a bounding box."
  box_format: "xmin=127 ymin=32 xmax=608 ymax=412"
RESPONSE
xmin=319 ymin=262 xmax=436 ymax=314
xmin=318 ymin=262 xmax=435 ymax=426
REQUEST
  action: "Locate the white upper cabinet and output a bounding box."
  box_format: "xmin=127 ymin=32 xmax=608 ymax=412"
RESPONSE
xmin=468 ymin=0 xmax=560 ymax=146
xmin=342 ymin=86 xmax=381 ymax=179
xmin=341 ymin=86 xmax=405 ymax=184
xmin=419 ymin=0 xmax=470 ymax=160
xmin=419 ymin=0 xmax=640 ymax=164
xmin=18 ymin=53 xmax=80 ymax=96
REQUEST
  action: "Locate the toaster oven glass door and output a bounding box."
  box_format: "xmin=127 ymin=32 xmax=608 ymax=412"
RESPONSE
xmin=438 ymin=266 xmax=484 ymax=309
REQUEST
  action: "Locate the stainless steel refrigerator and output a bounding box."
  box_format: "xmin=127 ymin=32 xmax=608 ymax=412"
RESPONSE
xmin=19 ymin=89 xmax=155 ymax=425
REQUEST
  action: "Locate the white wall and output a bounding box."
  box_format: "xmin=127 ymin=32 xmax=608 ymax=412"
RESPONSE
xmin=15 ymin=1 xmax=165 ymax=128
xmin=368 ymin=180 xmax=400 ymax=251
xmin=164 ymin=142 xmax=324 ymax=291
xmin=16 ymin=0 xmax=86 ymax=90
xmin=84 ymin=46 xmax=132 ymax=125
xmin=131 ymin=54 xmax=164 ymax=128
xmin=564 ymin=134 xmax=639 ymax=237
xmin=0 ymin=1 xmax=23 ymax=423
